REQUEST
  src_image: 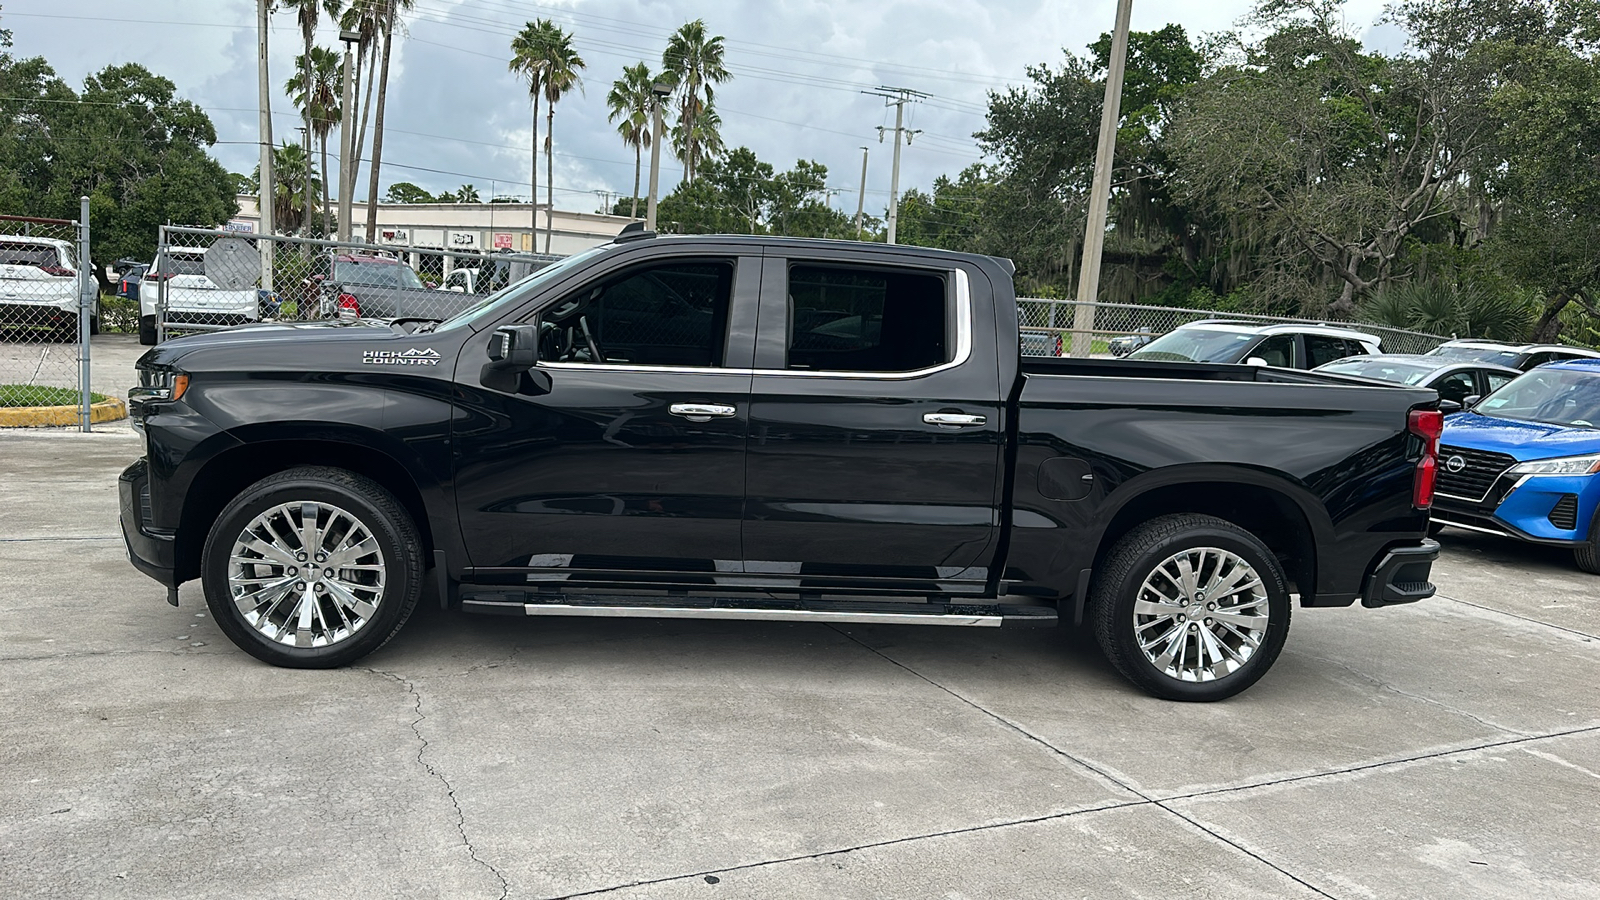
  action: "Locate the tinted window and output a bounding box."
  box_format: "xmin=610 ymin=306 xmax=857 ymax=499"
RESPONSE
xmin=786 ymin=264 xmax=947 ymax=372
xmin=150 ymin=253 xmax=206 ymax=277
xmin=1483 ymin=371 xmax=1516 ymax=393
xmin=1305 ymin=335 xmax=1351 ymax=368
xmin=1432 ymin=371 xmax=1476 ymax=404
xmin=0 ymin=241 xmax=61 ymax=268
xmin=336 ymin=260 xmax=424 ymax=290
xmin=1252 ymin=334 xmax=1297 ymax=368
xmin=541 ymin=260 xmax=733 ymax=367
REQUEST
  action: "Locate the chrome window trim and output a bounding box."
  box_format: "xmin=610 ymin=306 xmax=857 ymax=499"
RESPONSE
xmin=539 ymin=267 xmax=973 ymax=381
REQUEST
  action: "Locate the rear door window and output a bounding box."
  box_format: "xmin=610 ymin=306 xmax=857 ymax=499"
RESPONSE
xmin=1305 ymin=335 xmax=1350 ymax=368
xmin=785 ymin=264 xmax=948 ymax=372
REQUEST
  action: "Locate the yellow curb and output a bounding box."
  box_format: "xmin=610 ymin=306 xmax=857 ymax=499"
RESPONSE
xmin=0 ymin=397 xmax=128 ymax=427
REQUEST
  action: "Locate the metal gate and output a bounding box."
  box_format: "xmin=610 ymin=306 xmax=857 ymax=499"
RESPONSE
xmin=0 ymin=198 xmax=97 ymax=429
xmin=151 ymin=226 xmax=563 ymax=344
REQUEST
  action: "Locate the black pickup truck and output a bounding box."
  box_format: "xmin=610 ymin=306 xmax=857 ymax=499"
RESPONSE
xmin=121 ymin=230 xmax=1441 ymax=701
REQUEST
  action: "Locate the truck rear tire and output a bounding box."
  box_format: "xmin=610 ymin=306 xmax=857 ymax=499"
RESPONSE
xmin=1089 ymin=514 xmax=1291 ymax=701
xmin=200 ymin=466 xmax=424 ymax=668
xmin=138 ymin=315 xmax=157 ymax=345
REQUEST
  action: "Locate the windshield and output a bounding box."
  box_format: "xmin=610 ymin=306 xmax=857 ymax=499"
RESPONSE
xmin=1426 ymin=345 xmax=1521 ymax=366
xmin=433 ymin=245 xmax=611 ymax=332
xmin=336 ymin=260 xmax=425 ymax=290
xmin=1129 ymin=328 xmax=1255 ymax=362
xmin=1318 ymin=358 xmax=1433 ymax=385
xmin=1475 ymin=367 xmax=1600 ymax=428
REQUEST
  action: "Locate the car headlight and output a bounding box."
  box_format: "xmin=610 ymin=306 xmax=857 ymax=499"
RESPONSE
xmin=1506 ymin=454 xmax=1600 ymax=477
xmin=130 ymin=368 xmax=189 ymax=402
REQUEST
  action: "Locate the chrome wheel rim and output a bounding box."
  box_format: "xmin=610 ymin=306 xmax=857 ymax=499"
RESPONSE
xmin=227 ymin=501 xmax=386 ymax=648
xmin=1133 ymin=547 xmax=1269 ymax=683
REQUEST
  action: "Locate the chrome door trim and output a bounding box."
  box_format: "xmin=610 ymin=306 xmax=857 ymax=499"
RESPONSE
xmin=535 ymin=267 xmax=974 ymax=381
xmin=669 ymin=403 xmax=737 ymax=422
xmin=521 ymin=603 xmax=1002 ymax=626
xmin=923 ymin=413 xmax=987 ymax=427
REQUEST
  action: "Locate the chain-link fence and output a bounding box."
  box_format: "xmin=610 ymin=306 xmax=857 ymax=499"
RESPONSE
xmin=1016 ymin=298 xmax=1449 ymax=358
xmin=0 ymin=206 xmax=97 ymax=428
xmin=150 ymin=226 xmax=565 ymax=345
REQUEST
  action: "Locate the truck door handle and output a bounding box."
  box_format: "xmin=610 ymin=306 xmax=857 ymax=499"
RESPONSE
xmin=670 ymin=403 xmax=737 ymax=423
xmin=923 ymin=412 xmax=987 ymax=427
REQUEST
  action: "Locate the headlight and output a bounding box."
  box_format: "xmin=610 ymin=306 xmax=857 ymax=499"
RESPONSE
xmin=130 ymin=369 xmax=189 ymax=402
xmin=1506 ymin=454 xmax=1600 ymax=476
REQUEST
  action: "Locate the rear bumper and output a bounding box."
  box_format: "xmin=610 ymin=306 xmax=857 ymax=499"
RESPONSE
xmin=1360 ymin=539 xmax=1439 ymax=608
xmin=0 ymin=300 xmax=78 ymax=319
xmin=119 ymin=459 xmax=178 ymax=588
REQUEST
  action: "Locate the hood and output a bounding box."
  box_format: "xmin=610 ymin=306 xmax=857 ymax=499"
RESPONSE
xmin=1441 ymin=411 xmax=1600 ymax=461
xmin=135 ymin=319 xmax=407 ymax=368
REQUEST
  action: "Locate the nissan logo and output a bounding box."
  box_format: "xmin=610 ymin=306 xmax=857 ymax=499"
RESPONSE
xmin=1445 ymin=455 xmax=1466 ymax=473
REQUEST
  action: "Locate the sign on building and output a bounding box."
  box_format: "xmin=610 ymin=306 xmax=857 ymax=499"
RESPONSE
xmin=448 ymin=231 xmax=480 ymax=250
xmin=493 ymin=232 xmax=514 ymax=250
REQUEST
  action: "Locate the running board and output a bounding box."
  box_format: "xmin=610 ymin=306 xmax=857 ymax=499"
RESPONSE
xmin=459 ymin=590 xmax=1057 ymax=628
xmin=518 ymin=604 xmax=1002 ymax=627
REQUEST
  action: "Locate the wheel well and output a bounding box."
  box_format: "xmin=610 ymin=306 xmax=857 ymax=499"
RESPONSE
xmin=174 ymin=440 xmax=433 ymax=583
xmin=1094 ymin=481 xmax=1317 ymax=599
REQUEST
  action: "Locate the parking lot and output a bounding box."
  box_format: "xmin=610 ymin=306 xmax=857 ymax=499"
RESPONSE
xmin=0 ymin=338 xmax=1595 ymax=899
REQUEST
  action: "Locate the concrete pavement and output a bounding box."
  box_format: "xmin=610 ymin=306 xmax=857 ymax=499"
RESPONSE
xmin=1 ymin=427 xmax=1596 ymax=899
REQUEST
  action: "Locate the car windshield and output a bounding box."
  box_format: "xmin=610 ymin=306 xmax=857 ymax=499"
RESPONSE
xmin=433 ymin=245 xmax=611 ymax=332
xmin=336 ymin=260 xmax=425 ymax=290
xmin=1128 ymin=328 xmax=1255 ymax=362
xmin=1476 ymin=367 xmax=1600 ymax=428
xmin=1426 ymin=345 xmax=1521 ymax=366
xmin=1318 ymin=358 xmax=1434 ymax=385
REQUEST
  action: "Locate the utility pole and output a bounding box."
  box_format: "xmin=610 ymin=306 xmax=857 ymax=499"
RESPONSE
xmin=1070 ymin=0 xmax=1133 ymax=358
xmin=865 ymin=86 xmax=925 ymax=245
xmin=338 ymin=29 xmax=359 ymax=243
xmin=256 ymin=0 xmax=275 ymax=288
xmin=299 ymin=124 xmax=312 ymax=237
xmin=645 ymin=80 xmax=672 ymax=232
xmin=854 ymin=146 xmax=868 ymax=240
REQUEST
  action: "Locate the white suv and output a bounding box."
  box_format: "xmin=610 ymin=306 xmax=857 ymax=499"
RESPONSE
xmin=0 ymin=235 xmax=96 ymax=339
xmin=1126 ymin=320 xmax=1382 ymax=369
xmin=139 ymin=247 xmax=260 ymax=345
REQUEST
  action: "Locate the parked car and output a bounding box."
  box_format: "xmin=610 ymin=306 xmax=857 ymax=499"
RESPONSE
xmin=0 ymin=234 xmax=97 ymax=339
xmin=114 ymin=259 xmax=148 ymax=303
xmin=441 ymin=256 xmax=549 ymax=296
xmin=315 ymin=253 xmax=475 ymax=321
xmin=1019 ymin=329 xmax=1063 ymax=357
xmin=1423 ymin=339 xmax=1600 ymax=371
xmin=122 ymin=229 xmax=1441 ymax=701
xmin=139 ymin=247 xmax=259 ymax=345
xmin=1127 ymin=321 xmax=1380 ymax=368
xmin=1108 ymin=326 xmax=1155 ymax=357
xmin=1430 ymin=360 xmax=1600 ymax=573
xmin=1313 ymin=354 xmax=1522 ymax=408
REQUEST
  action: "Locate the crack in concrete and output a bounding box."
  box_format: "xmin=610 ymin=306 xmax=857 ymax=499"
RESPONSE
xmin=359 ymin=667 xmax=510 ymax=900
xmin=0 ymin=647 xmax=221 ymax=663
xmin=1298 ymin=650 xmax=1531 ymax=737
xmin=543 ymin=798 xmax=1148 ymax=900
xmin=1438 ymin=594 xmax=1600 ymax=642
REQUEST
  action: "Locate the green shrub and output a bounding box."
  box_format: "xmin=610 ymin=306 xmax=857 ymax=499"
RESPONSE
xmin=99 ymin=294 xmax=140 ymax=333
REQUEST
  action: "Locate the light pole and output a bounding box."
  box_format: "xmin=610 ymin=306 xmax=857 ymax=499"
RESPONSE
xmin=854 ymin=146 xmax=868 ymax=240
xmin=256 ymin=0 xmax=274 ymax=289
xmin=337 ymin=28 xmax=359 ymax=244
xmin=297 ymin=125 xmax=312 ymax=237
xmin=645 ymin=80 xmax=672 ymax=232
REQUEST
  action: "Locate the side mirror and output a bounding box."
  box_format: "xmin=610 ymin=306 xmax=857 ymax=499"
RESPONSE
xmin=1438 ymin=399 xmax=1463 ymax=414
xmin=1246 ymin=357 xmax=1269 ymax=367
xmin=480 ymin=324 xmax=549 ymax=395
xmin=1462 ymin=394 xmax=1481 ymax=410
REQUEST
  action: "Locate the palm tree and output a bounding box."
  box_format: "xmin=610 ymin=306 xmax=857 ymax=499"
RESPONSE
xmin=362 ymin=0 xmax=412 ymax=243
xmin=510 ymin=20 xmax=585 ymax=253
xmin=287 ymin=47 xmax=342 ymax=238
xmin=455 ymin=184 xmax=480 ymax=203
xmin=340 ymin=0 xmax=380 ymax=206
xmin=256 ymin=142 xmax=320 ymax=234
xmin=661 ymin=19 xmax=730 ymax=182
xmin=278 ymin=0 xmax=342 ymax=235
xmin=607 ymin=62 xmax=655 ymax=219
xmin=672 ymin=104 xmax=724 ymax=181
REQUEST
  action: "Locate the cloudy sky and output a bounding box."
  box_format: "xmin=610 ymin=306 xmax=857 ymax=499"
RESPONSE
xmin=3 ymin=0 xmax=1394 ymax=216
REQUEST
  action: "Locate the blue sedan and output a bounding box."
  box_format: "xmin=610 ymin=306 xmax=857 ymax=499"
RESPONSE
xmin=1432 ymin=359 xmax=1600 ymax=573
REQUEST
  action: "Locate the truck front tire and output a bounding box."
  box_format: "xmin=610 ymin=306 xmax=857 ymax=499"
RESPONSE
xmin=201 ymin=466 xmax=424 ymax=668
xmin=1090 ymin=514 xmax=1291 ymax=701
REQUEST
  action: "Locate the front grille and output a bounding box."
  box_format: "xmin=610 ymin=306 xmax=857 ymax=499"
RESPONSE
xmin=1549 ymin=494 xmax=1580 ymax=531
xmin=1436 ymin=445 xmax=1517 ymax=500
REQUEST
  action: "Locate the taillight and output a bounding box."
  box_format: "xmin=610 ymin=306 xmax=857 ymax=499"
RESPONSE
xmin=337 ymin=293 xmax=360 ymax=318
xmin=1408 ymin=408 xmax=1443 ymax=510
xmin=40 ymin=265 xmax=73 ymax=277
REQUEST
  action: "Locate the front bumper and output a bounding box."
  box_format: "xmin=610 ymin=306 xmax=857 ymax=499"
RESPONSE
xmin=1360 ymin=539 xmax=1439 ymax=608
xmin=119 ymin=458 xmax=178 ymax=589
xmin=1433 ymin=474 xmax=1594 ymax=546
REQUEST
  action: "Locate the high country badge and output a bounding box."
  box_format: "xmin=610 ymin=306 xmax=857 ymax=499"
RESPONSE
xmin=363 ymin=348 xmax=441 ymax=366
